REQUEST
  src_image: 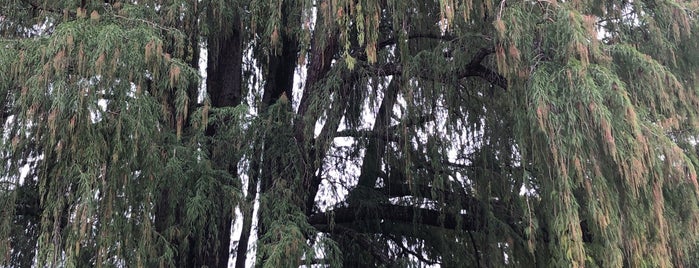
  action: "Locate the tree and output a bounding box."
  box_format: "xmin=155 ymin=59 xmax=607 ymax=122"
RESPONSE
xmin=2 ymin=0 xmax=699 ymax=267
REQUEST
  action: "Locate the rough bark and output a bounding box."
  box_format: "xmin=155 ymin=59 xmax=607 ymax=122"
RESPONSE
xmin=205 ymin=12 xmax=244 ymax=268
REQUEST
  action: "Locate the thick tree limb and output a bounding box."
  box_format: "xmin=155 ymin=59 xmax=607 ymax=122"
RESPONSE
xmin=309 ymin=203 xmax=485 ymax=232
xmin=302 ymin=69 xmax=355 ymax=216
xmin=294 ymin=16 xmax=343 ymax=217
xmin=376 ymin=33 xmax=457 ymax=51
xmin=333 ymin=114 xmax=434 ymax=142
xmin=334 ymin=129 xmax=400 ymax=142
xmin=370 ymin=47 xmax=507 ymax=90
xmin=351 ymin=32 xmax=459 ymax=62
xmin=350 ymin=77 xmax=401 ymax=196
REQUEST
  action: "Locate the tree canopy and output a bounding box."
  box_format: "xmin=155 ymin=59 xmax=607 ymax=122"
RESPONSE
xmin=2 ymin=0 xmax=699 ymax=267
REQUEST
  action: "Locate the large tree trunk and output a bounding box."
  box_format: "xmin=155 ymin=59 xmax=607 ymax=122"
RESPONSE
xmin=205 ymin=12 xmax=244 ymax=268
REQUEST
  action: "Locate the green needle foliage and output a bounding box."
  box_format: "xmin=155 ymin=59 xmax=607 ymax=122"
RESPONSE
xmin=2 ymin=0 xmax=699 ymax=267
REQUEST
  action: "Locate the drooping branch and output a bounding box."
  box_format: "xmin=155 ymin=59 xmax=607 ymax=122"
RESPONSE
xmin=376 ymin=33 xmax=457 ymax=51
xmin=19 ymin=0 xmax=64 ymax=15
xmin=332 ymin=225 xmax=393 ymax=265
xmin=334 ymin=129 xmax=400 ymax=142
xmin=350 ymin=32 xmax=463 ymax=63
xmin=376 ymin=178 xmax=519 ymax=227
xmin=387 ymin=234 xmax=442 ymax=266
xmin=309 ymin=203 xmax=485 ymax=232
xmin=369 ymin=47 xmax=507 ymax=90
xmin=333 ymin=114 xmax=434 ymax=141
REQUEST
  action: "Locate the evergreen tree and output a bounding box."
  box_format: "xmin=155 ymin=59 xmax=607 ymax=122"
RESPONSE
xmin=2 ymin=0 xmax=699 ymax=267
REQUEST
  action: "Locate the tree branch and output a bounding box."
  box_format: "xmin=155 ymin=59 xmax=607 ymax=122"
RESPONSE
xmin=468 ymin=230 xmax=483 ymax=268
xmin=369 ymin=47 xmax=507 ymax=90
xmin=332 ymin=225 xmax=393 ymax=265
xmin=376 ymin=33 xmax=456 ymax=50
xmin=334 ymin=129 xmax=400 ymax=142
xmin=352 ymin=32 xmax=457 ymax=62
xmin=309 ymin=203 xmax=485 ymax=232
xmin=387 ymin=235 xmax=441 ymax=266
xmin=20 ymin=0 xmax=64 ymax=15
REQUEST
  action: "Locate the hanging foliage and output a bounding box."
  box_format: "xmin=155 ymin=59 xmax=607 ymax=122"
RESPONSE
xmin=2 ymin=0 xmax=699 ymax=267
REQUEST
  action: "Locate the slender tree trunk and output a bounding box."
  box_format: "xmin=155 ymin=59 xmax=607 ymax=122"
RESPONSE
xmin=234 ymin=166 xmax=258 ymax=268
